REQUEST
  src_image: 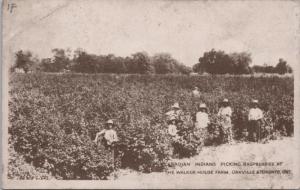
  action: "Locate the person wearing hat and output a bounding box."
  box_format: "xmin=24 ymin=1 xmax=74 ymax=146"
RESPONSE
xmin=218 ymin=98 xmax=233 ymax=143
xmin=94 ymin=119 xmax=119 ymax=149
xmin=195 ymin=103 xmax=210 ymax=129
xmin=165 ymin=102 xmax=183 ymax=122
xmin=248 ymin=99 xmax=264 ymax=142
xmin=194 ymin=103 xmax=210 ymax=146
xmin=167 ymin=116 xmax=179 ymax=139
xmin=167 ymin=115 xmax=181 ymax=157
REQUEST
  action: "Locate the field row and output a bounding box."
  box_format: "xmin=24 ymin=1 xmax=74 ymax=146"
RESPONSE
xmin=8 ymin=74 xmax=294 ymax=179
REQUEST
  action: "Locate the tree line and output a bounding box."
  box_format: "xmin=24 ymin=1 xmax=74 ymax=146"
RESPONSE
xmin=192 ymin=49 xmax=292 ymax=75
xmin=12 ymin=49 xmax=191 ymax=75
xmin=12 ymin=48 xmax=292 ymax=75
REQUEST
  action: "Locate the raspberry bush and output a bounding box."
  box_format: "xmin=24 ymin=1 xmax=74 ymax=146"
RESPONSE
xmin=8 ymin=73 xmax=293 ymax=179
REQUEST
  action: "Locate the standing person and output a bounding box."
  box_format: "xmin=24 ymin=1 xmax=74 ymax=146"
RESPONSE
xmin=248 ymin=100 xmax=264 ymax=142
xmin=94 ymin=119 xmax=119 ymax=149
xmin=192 ymin=87 xmax=200 ymax=98
xmin=192 ymin=87 xmax=201 ymax=106
xmin=167 ymin=116 xmax=179 ymax=140
xmin=165 ymin=102 xmax=183 ymax=121
xmin=218 ymin=98 xmax=233 ymax=144
xmin=195 ymin=103 xmax=210 ymax=129
xmin=194 ymin=103 xmax=210 ymax=145
xmin=167 ymin=116 xmax=180 ymax=157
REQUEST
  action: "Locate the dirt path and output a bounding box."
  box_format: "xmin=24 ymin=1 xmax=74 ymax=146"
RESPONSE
xmin=112 ymin=138 xmax=297 ymax=188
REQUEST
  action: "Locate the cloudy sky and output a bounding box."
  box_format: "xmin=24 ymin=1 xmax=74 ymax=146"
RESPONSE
xmin=3 ymin=0 xmax=300 ymax=68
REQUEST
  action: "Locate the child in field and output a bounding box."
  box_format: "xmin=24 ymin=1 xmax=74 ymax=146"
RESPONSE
xmin=167 ymin=116 xmax=179 ymax=140
xmin=218 ymin=98 xmax=233 ymax=144
xmin=167 ymin=116 xmax=181 ymax=157
xmin=94 ymin=119 xmax=118 ymax=149
xmin=248 ymin=99 xmax=264 ymax=142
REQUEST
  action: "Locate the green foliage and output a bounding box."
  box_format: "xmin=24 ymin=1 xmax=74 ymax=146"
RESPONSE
xmin=9 ymin=74 xmax=293 ymax=179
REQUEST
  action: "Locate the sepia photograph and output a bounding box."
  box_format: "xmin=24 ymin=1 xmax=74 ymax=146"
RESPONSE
xmin=2 ymin=0 xmax=300 ymax=189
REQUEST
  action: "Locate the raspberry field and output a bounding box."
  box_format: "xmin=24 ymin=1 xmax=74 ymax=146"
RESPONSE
xmin=8 ymin=73 xmax=294 ymax=179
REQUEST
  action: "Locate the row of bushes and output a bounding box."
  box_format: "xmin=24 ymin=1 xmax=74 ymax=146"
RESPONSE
xmin=8 ymin=73 xmax=293 ymax=179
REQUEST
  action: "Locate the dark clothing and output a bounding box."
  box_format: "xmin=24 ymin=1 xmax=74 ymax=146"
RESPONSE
xmin=248 ymin=120 xmax=262 ymax=142
xmin=101 ymin=138 xmax=115 ymax=150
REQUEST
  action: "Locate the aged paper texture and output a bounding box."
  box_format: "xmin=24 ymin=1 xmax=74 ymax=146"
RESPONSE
xmin=2 ymin=0 xmax=300 ymax=189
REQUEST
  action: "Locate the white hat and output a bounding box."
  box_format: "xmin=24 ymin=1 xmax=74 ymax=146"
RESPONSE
xmin=222 ymin=98 xmax=229 ymax=103
xmin=171 ymin=102 xmax=180 ymax=109
xmin=252 ymin=99 xmax=259 ymax=104
xmin=106 ymin=119 xmax=114 ymax=124
xmin=199 ymin=103 xmax=207 ymax=109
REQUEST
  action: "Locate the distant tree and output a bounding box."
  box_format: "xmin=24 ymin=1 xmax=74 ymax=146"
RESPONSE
xmin=275 ymin=58 xmax=290 ymax=74
xmin=152 ymin=53 xmax=176 ymax=74
xmin=102 ymin=54 xmax=121 ymax=73
xmin=13 ymin=50 xmax=35 ymax=73
xmin=29 ymin=55 xmax=42 ymax=72
xmin=175 ymin=63 xmax=192 ymax=75
xmin=229 ymin=52 xmax=252 ymax=74
xmin=40 ymin=58 xmax=53 ymax=72
xmin=193 ymin=49 xmax=235 ymax=74
xmin=112 ymin=56 xmax=127 ymax=73
xmin=287 ymin=65 xmax=293 ymax=73
xmin=72 ymin=49 xmax=98 ymax=73
xmin=193 ymin=49 xmax=252 ymax=74
xmin=192 ymin=61 xmax=205 ymax=74
xmin=50 ymin=48 xmax=71 ymax=72
xmin=251 ymin=59 xmax=292 ymax=74
xmin=264 ymin=65 xmax=276 ymax=73
xmin=151 ymin=53 xmax=191 ymax=74
xmin=131 ymin=52 xmax=154 ymax=74
xmin=15 ymin=49 xmax=191 ymax=74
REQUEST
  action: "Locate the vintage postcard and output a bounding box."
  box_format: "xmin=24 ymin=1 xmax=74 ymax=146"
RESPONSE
xmin=2 ymin=0 xmax=300 ymax=189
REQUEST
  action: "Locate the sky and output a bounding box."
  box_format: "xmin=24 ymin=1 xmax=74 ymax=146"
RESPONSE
xmin=3 ymin=0 xmax=300 ymax=68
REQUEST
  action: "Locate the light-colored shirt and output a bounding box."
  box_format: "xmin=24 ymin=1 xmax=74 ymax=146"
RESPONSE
xmin=218 ymin=106 xmax=232 ymax=117
xmin=192 ymin=89 xmax=200 ymax=98
xmin=168 ymin=124 xmax=178 ymax=136
xmin=95 ymin=129 xmax=118 ymax=145
xmin=218 ymin=107 xmax=232 ymax=128
xmin=248 ymin=108 xmax=263 ymax=121
xmin=195 ymin=111 xmax=209 ymax=128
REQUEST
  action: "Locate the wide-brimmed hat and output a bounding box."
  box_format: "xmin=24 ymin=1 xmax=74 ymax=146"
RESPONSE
xmin=199 ymin=103 xmax=207 ymax=109
xmin=106 ymin=119 xmax=114 ymax=124
xmin=251 ymin=99 xmax=259 ymax=104
xmin=171 ymin=102 xmax=180 ymax=109
xmin=222 ymin=98 xmax=229 ymax=103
